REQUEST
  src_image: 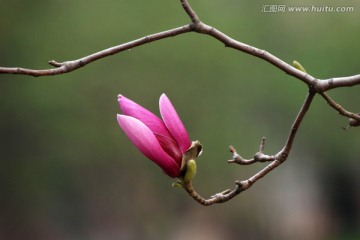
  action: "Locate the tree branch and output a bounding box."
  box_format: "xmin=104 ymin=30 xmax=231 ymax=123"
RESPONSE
xmin=0 ymin=25 xmax=192 ymax=77
xmin=315 ymin=75 xmax=360 ymax=92
xmin=320 ymin=92 xmax=360 ymax=123
xmin=189 ymin=21 xmax=317 ymax=87
xmin=1 ymin=0 xmax=358 ymax=205
xmin=183 ymin=91 xmax=316 ymax=205
xmin=228 ymin=137 xmax=275 ymax=165
xmin=0 ymin=0 xmax=357 ymax=94
xmin=180 ymin=0 xmax=200 ymax=23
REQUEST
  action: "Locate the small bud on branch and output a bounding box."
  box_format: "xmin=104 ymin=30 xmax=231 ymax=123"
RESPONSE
xmin=0 ymin=0 xmax=359 ymax=206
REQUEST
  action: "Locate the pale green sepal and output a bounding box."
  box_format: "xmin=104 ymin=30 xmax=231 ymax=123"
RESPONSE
xmin=184 ymin=159 xmax=197 ymax=183
xmin=293 ymin=60 xmax=307 ymax=73
xmin=172 ymin=181 xmax=184 ymax=188
xmin=180 ymin=141 xmax=202 ymax=172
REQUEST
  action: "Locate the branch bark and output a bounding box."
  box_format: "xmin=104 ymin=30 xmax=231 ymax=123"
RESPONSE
xmin=0 ymin=0 xmax=357 ymax=94
xmin=0 ymin=0 xmax=358 ymax=205
xmin=183 ymin=91 xmax=315 ymax=205
xmin=316 ymin=75 xmax=360 ymax=92
xmin=320 ymin=92 xmax=360 ymax=122
xmin=0 ymin=25 xmax=192 ymax=77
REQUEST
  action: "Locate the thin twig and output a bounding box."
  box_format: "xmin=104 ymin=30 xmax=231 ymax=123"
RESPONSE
xmin=315 ymin=75 xmax=360 ymax=92
xmin=0 ymin=0 xmax=358 ymax=94
xmin=186 ymin=21 xmax=317 ymax=87
xmin=184 ymin=181 xmax=241 ymax=206
xmin=180 ymin=0 xmax=200 ymax=23
xmin=282 ymin=91 xmax=316 ymax=153
xmin=228 ymin=138 xmax=275 ymax=165
xmin=184 ymin=91 xmax=316 ymax=205
xmin=0 ymin=0 xmax=359 ymax=205
xmin=320 ymin=92 xmax=360 ymax=122
xmin=0 ymin=25 xmax=192 ymax=77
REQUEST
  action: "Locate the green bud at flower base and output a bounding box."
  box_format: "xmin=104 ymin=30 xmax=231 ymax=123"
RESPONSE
xmin=172 ymin=159 xmax=197 ymax=187
xmin=184 ymin=159 xmax=197 ymax=182
xmin=172 ymin=141 xmax=202 ymax=187
xmin=172 ymin=181 xmax=183 ymax=188
xmin=293 ymin=60 xmax=307 ymax=73
xmin=181 ymin=141 xmax=202 ymax=183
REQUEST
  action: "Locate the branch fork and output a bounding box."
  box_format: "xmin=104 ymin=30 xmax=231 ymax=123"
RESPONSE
xmin=228 ymin=137 xmax=276 ymax=165
xmin=0 ymin=0 xmax=359 ymax=205
xmin=182 ymin=90 xmax=316 ymax=205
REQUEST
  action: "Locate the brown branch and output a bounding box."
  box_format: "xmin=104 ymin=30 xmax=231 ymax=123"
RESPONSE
xmin=183 ymin=181 xmax=240 ymax=206
xmin=184 ymin=91 xmax=316 ymax=205
xmin=189 ymin=21 xmax=318 ymax=87
xmin=0 ymin=0 xmax=357 ymax=94
xmin=320 ymin=92 xmax=360 ymax=124
xmin=0 ymin=25 xmax=192 ymax=77
xmin=189 ymin=22 xmax=359 ymax=92
xmin=180 ymin=0 xmax=200 ymax=23
xmin=315 ymin=75 xmax=360 ymax=92
xmin=228 ymin=137 xmax=275 ymax=165
xmin=0 ymin=0 xmax=358 ymax=204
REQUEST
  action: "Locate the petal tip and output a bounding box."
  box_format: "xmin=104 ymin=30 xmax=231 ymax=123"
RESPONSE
xmin=116 ymin=114 xmax=127 ymax=125
xmin=159 ymin=93 xmax=168 ymax=103
xmin=118 ymin=94 xmax=124 ymax=102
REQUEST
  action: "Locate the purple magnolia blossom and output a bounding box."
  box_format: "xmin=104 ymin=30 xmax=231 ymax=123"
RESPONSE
xmin=117 ymin=94 xmax=191 ymax=178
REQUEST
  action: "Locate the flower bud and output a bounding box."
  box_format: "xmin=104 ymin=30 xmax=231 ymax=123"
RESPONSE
xmin=293 ymin=60 xmax=307 ymax=73
xmin=184 ymin=159 xmax=197 ymax=183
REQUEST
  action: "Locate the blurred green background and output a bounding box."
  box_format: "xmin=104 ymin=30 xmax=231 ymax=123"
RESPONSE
xmin=1 ymin=0 xmax=359 ymax=239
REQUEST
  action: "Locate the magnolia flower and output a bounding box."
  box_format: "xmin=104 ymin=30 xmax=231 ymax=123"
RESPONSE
xmin=117 ymin=94 xmax=192 ymax=178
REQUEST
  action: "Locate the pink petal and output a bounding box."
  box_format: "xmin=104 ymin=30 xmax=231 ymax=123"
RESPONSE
xmin=117 ymin=114 xmax=180 ymax=178
xmin=159 ymin=94 xmax=191 ymax=154
xmin=118 ymin=95 xmax=171 ymax=138
xmin=118 ymin=95 xmax=182 ymax=161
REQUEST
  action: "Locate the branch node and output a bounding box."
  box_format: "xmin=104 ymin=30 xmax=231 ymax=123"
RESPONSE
xmin=48 ymin=60 xmax=62 ymax=67
xmin=78 ymin=60 xmax=86 ymax=67
xmin=228 ymin=145 xmax=255 ymax=165
xmin=341 ymin=114 xmax=360 ymax=130
xmin=259 ymin=136 xmax=266 ymax=152
xmin=210 ymin=189 xmax=231 ymax=199
xmin=235 ymin=180 xmax=243 ymax=187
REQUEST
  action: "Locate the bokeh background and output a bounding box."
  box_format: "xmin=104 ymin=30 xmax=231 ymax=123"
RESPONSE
xmin=1 ymin=0 xmax=359 ymax=239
